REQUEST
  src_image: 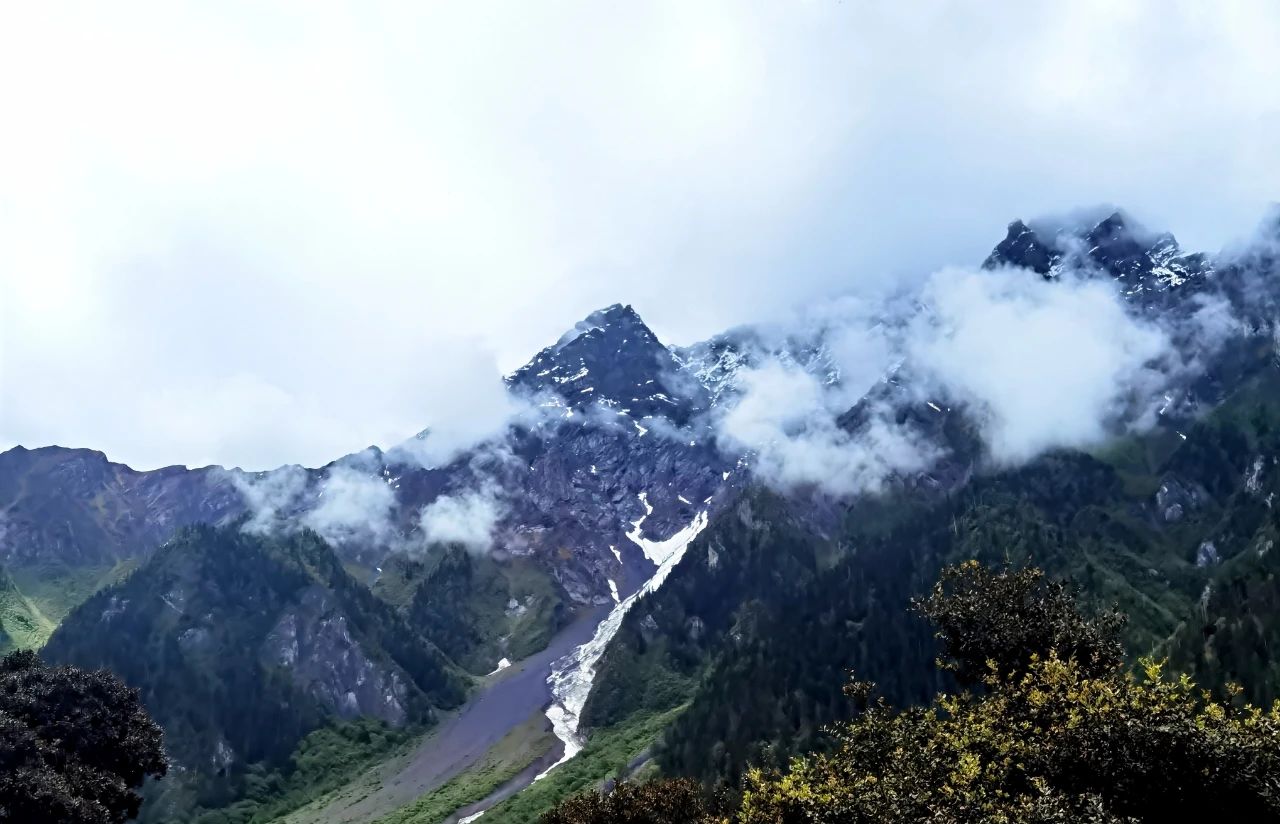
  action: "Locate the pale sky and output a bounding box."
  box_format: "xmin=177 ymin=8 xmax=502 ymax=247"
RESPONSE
xmin=4 ymin=1 xmax=1280 ymax=471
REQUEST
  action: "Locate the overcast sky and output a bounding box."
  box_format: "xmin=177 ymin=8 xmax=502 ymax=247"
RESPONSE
xmin=3 ymin=1 xmax=1280 ymax=471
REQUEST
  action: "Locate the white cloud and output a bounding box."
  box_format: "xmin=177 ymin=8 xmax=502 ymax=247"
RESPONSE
xmin=909 ymin=268 xmax=1172 ymax=462
xmin=229 ymin=464 xmax=308 ymax=534
xmin=718 ymin=361 xmax=938 ymax=495
xmin=4 ymin=2 xmax=1280 ymax=469
xmin=302 ymin=463 xmax=397 ymax=547
xmin=418 ymin=487 xmax=505 ymax=553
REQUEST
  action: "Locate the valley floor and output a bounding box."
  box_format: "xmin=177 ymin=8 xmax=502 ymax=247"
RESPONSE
xmin=280 ymin=604 xmax=610 ymax=824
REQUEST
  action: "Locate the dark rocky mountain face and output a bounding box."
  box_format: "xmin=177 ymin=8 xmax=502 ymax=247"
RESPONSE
xmin=983 ymin=210 xmax=1215 ymax=311
xmin=0 ymin=446 xmax=244 ymax=568
xmin=508 ymin=303 xmax=709 ymax=423
xmin=672 ymin=325 xmax=844 ymax=408
xmin=0 ymin=300 xmax=737 ymax=634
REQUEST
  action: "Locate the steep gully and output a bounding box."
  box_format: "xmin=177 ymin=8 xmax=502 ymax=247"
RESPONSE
xmin=305 ymin=495 xmax=708 ymax=824
xmin=454 ymin=495 xmax=709 ymax=822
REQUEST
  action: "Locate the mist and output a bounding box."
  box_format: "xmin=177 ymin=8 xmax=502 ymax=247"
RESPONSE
xmin=909 ymin=267 xmax=1171 ymax=463
xmin=716 ymin=247 xmax=1249 ymax=495
xmin=418 ymin=486 xmax=505 ymax=554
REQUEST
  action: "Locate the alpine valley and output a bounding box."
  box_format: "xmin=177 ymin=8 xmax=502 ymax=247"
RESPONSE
xmin=10 ymin=209 xmax=1280 ymax=823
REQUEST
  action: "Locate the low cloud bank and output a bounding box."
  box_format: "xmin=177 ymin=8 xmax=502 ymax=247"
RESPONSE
xmin=716 ymin=260 xmax=1247 ymax=495
xmin=908 ymin=267 xmax=1171 ymax=463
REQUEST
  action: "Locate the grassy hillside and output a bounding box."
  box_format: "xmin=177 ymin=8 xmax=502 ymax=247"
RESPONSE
xmin=0 ymin=566 xmax=56 ymax=650
xmin=376 ymin=546 xmax=569 ymax=676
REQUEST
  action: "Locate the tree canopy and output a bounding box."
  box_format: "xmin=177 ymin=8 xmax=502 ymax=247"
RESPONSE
xmin=0 ymin=650 xmax=167 ymax=823
xmin=542 ymin=562 xmax=1280 ymax=823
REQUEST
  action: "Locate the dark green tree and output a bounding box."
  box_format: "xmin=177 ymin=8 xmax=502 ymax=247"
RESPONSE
xmin=739 ymin=563 xmax=1280 ymax=822
xmin=913 ymin=560 xmax=1126 ymax=683
xmin=539 ymin=778 xmax=721 ymax=824
xmin=0 ymin=650 xmax=167 ymax=823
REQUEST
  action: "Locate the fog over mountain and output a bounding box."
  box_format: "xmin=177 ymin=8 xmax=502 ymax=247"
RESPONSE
xmin=5 ymin=2 xmax=1280 ymax=470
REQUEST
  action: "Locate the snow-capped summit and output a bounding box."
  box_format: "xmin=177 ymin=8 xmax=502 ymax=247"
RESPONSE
xmin=508 ymin=303 xmax=709 ymax=423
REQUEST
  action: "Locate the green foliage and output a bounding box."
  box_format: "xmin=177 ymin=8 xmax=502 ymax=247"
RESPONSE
xmin=483 ymin=709 xmax=685 ymax=824
xmin=539 ymin=778 xmax=721 ymax=824
xmin=8 ymin=561 xmax=137 ymax=628
xmin=739 ymin=655 xmax=1280 ymax=823
xmin=915 ymin=561 xmax=1125 ymax=683
xmin=737 ymin=564 xmax=1280 ymax=823
xmin=190 ymin=719 xmax=409 ymax=824
xmin=378 ymin=546 xmax=567 ymax=676
xmin=0 ymin=649 xmax=167 ymax=823
xmin=550 ymin=563 xmax=1280 ymax=823
xmin=0 ymin=568 xmax=55 ymax=652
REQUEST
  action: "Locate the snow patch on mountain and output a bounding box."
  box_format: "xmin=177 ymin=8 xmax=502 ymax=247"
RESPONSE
xmin=536 ymin=508 xmax=709 ymax=781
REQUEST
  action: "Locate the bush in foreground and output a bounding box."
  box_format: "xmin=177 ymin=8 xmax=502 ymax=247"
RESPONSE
xmin=543 ymin=562 xmax=1280 ymax=823
xmin=0 ymin=650 xmax=166 ymax=823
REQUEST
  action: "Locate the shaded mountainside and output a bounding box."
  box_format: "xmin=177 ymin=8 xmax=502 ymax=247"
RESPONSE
xmin=583 ymin=359 xmax=1280 ymax=788
xmin=41 ymin=525 xmax=467 ymax=823
xmin=0 ymin=446 xmax=245 ymax=568
xmin=571 ymin=209 xmax=1280 ymax=793
xmin=374 ymin=545 xmax=569 ymax=676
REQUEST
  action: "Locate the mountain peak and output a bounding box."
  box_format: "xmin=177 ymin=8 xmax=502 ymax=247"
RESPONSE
xmin=508 ymin=303 xmax=706 ymax=422
xmin=983 ymin=219 xmax=1059 ymax=274
xmin=586 ymin=302 xmax=642 ymax=324
xmin=983 ymin=209 xmax=1205 ymax=299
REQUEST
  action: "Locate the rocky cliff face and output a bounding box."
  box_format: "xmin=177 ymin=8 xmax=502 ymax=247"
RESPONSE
xmin=983 ymin=211 xmax=1214 ymax=310
xmin=262 ymin=585 xmax=409 ymax=726
xmin=0 ymin=446 xmax=244 ymax=566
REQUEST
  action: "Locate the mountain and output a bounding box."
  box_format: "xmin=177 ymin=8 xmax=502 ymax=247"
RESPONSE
xmin=673 ymin=323 xmax=844 ymax=408
xmin=41 ymin=524 xmax=467 ymax=822
xmin=0 ymin=300 xmax=741 ymax=820
xmin=508 ymin=303 xmax=710 ymax=423
xmin=0 ymin=302 xmax=734 ymax=631
xmin=983 ymin=210 xmax=1214 ymax=309
xmin=0 ymin=445 xmax=244 ymax=568
xmin=571 ymin=209 xmax=1280 ymax=798
xmin=14 ymin=207 xmax=1280 ymax=823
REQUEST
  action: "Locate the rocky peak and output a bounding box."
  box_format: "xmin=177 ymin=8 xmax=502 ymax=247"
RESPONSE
xmin=983 ymin=219 xmax=1059 ymax=275
xmin=983 ymin=210 xmax=1211 ymax=306
xmin=507 ymin=303 xmax=708 ymax=423
xmin=674 ymin=325 xmax=842 ymax=408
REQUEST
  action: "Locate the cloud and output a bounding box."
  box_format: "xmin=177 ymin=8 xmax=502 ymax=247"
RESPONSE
xmin=385 ymin=370 xmax=528 ymax=470
xmin=229 ymin=450 xmax=401 ymax=547
xmin=717 ymin=361 xmax=939 ymax=495
xmin=418 ymin=485 xmax=505 ymax=553
xmin=715 ymin=247 xmax=1251 ymax=494
xmin=301 ymin=460 xmax=398 ymax=547
xmin=4 ymin=3 xmax=1280 ymax=470
xmin=228 ymin=464 xmax=308 ymax=534
xmin=908 ymin=267 xmax=1172 ymax=462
